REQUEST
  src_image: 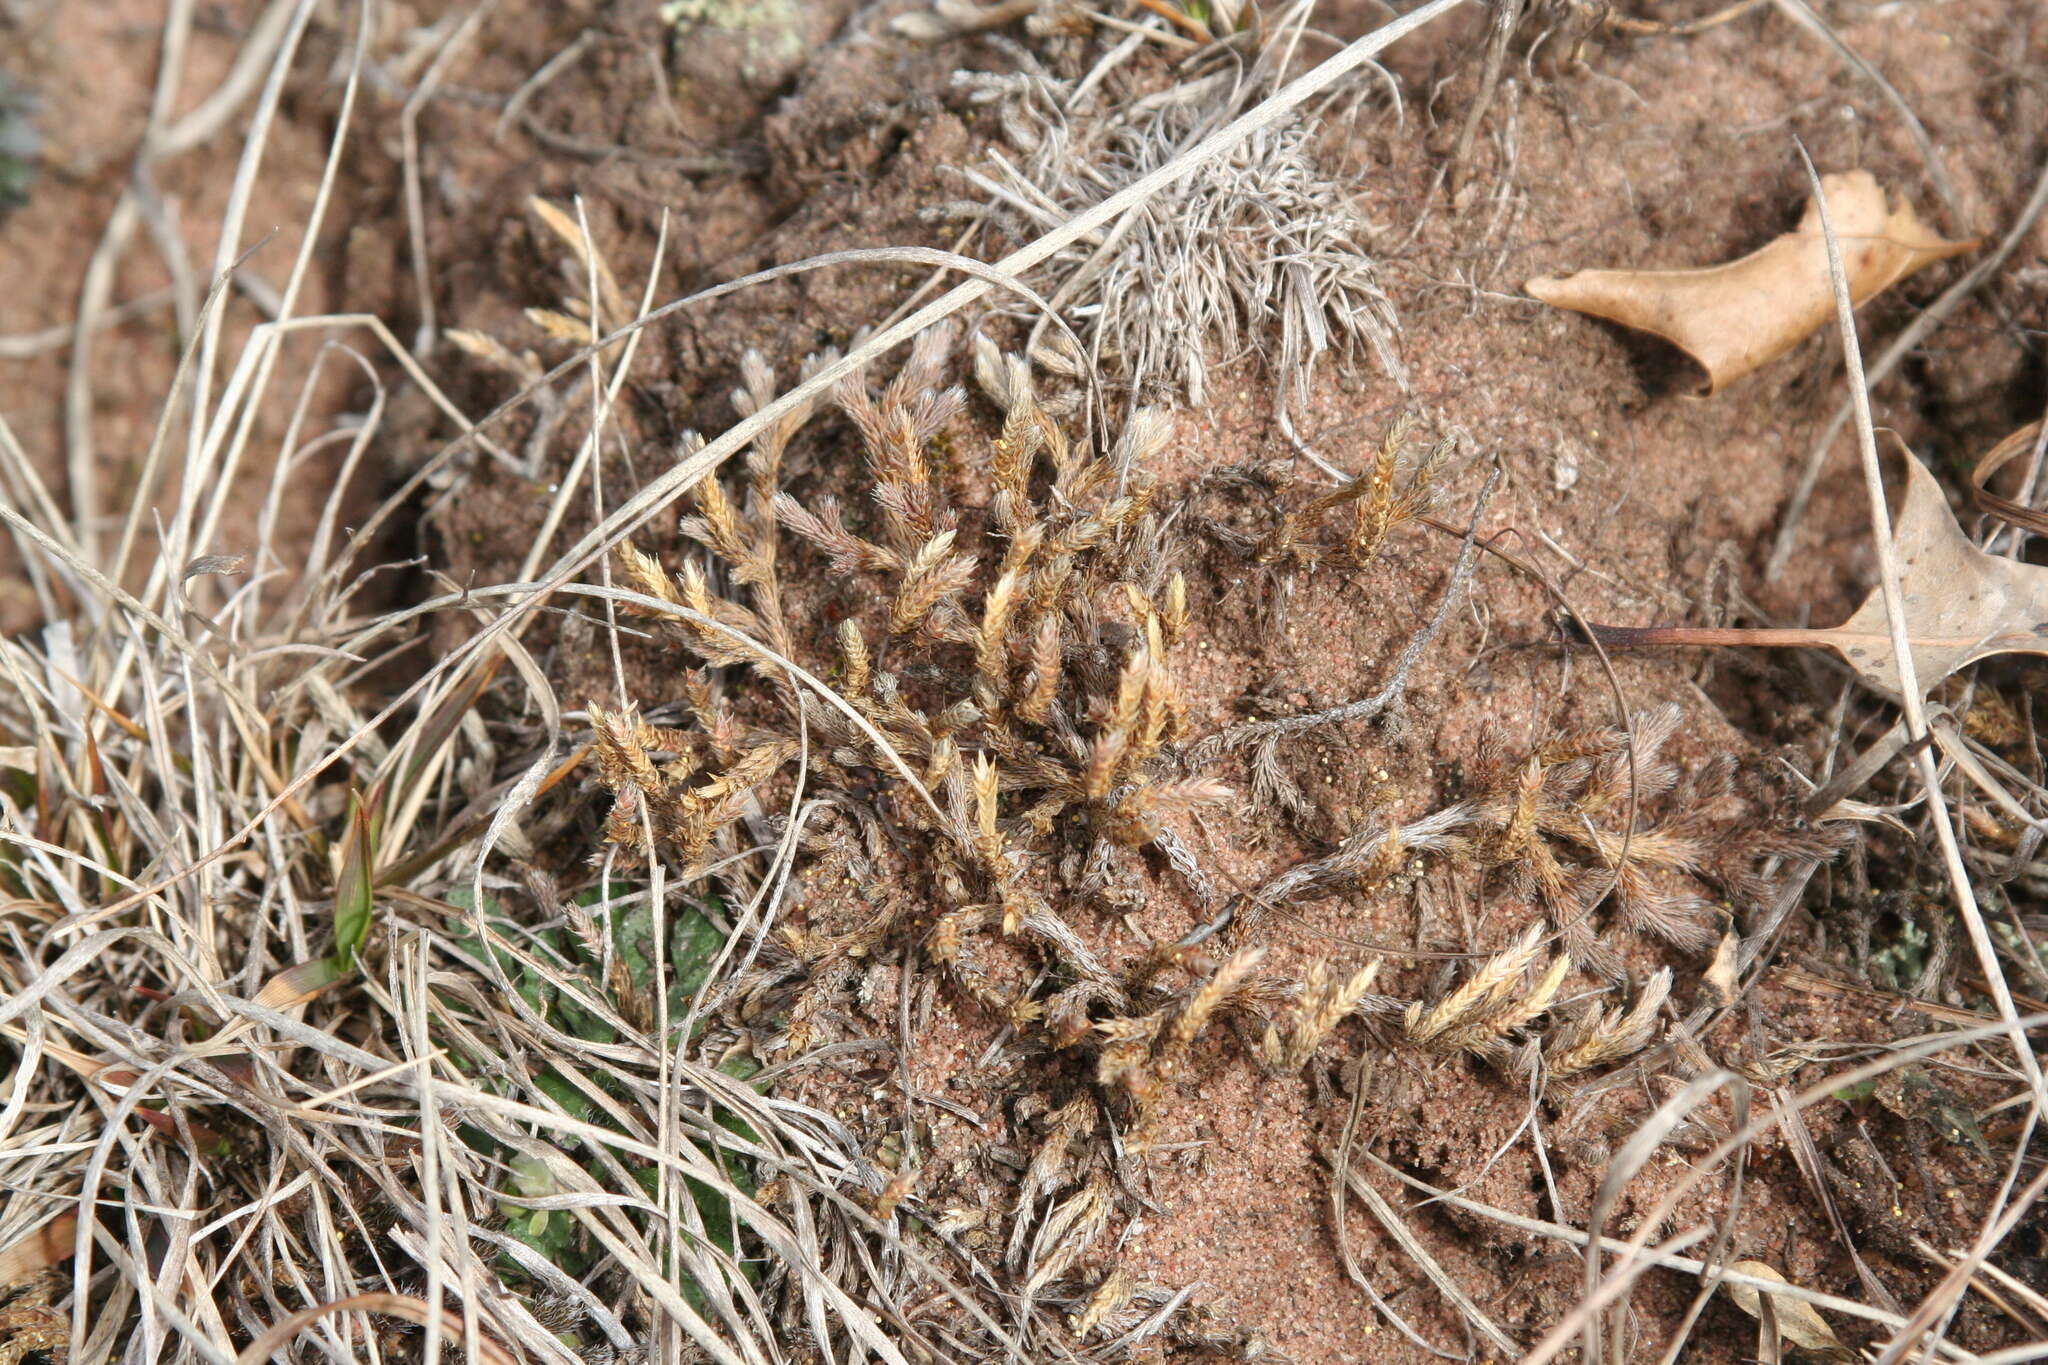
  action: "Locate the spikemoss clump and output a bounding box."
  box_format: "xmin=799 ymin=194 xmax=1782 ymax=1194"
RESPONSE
xmin=586 ymin=332 xmax=1399 ymax=1329
xmin=595 ymin=329 xmax=1241 ymax=1074
xmin=580 ymin=332 xmax=1813 ymax=1354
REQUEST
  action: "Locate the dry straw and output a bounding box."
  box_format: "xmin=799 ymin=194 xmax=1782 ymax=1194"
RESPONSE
xmin=951 ymin=0 xmax=1408 ymax=419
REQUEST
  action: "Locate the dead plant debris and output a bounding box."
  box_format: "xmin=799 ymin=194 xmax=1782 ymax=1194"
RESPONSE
xmin=947 ymin=12 xmax=1405 ymax=419
xmin=1584 ymin=439 xmax=2048 ymax=704
xmin=1527 ymin=170 xmax=1974 ymax=393
xmin=1726 ymin=1259 xmax=1855 ymax=1362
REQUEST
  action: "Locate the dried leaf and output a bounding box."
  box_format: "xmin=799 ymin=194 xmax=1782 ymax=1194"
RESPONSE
xmin=0 ymin=1212 xmax=75 ymax=1283
xmin=1527 ymin=171 xmax=1973 ymax=393
xmin=1820 ymin=449 xmax=2048 ymax=700
xmin=1588 ymin=444 xmax=2048 ymax=703
xmin=181 ymin=553 xmax=250 ymax=584
xmin=1726 ymin=1261 xmax=1853 ymax=1360
xmin=1703 ymin=925 xmax=1740 ymax=1008
xmin=254 ymin=957 xmax=346 ymax=1010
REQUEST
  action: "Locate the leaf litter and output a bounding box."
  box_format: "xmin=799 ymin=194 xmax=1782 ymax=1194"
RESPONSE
xmin=1726 ymin=1260 xmax=1854 ymax=1362
xmin=1584 ymin=434 xmax=2048 ymax=704
xmin=1527 ymin=170 xmax=1974 ymax=392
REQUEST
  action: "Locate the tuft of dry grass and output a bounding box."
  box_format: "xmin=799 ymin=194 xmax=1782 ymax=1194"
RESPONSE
xmin=947 ymin=3 xmax=1407 ymax=428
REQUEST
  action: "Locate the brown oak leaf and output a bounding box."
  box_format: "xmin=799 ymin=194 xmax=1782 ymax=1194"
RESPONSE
xmin=1527 ymin=171 xmax=1974 ymax=393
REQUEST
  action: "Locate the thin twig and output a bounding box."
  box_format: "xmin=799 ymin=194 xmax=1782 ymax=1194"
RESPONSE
xmin=1447 ymin=0 xmax=1523 ymax=198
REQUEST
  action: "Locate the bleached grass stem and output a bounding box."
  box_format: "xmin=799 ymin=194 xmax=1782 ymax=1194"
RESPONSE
xmin=1801 ymin=143 xmax=2048 ymax=1126
xmin=1356 ymin=1151 xmax=1978 ymax=1359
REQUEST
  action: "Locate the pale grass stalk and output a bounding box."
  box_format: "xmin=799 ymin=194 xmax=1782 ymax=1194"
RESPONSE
xmin=1801 ymin=145 xmax=2048 ymax=1128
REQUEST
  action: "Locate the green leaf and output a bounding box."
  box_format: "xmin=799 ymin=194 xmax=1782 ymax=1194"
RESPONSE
xmin=330 ymin=788 xmax=378 ymax=970
xmin=711 ymin=1053 xmax=765 ymax=1151
xmin=497 ymin=1148 xmax=588 ymax=1271
xmin=630 ymin=1163 xmax=757 ymax=1261
xmin=439 ymin=891 xmax=518 ymax=972
xmin=552 ymin=995 xmax=618 ymax=1045
xmin=670 ymin=904 xmax=727 ymax=1002
xmin=504 ymin=1197 xmax=582 ymax=1269
xmin=593 ymin=894 xmax=728 ymax=1021
xmin=443 ymin=890 xmax=568 ymax=974
xmin=533 ymin=1068 xmax=593 ymax=1122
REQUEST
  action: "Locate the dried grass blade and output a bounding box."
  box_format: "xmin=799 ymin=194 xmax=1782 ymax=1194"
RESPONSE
xmin=1327 ymin=1158 xmax=1520 ymax=1356
xmin=1799 ymin=142 xmax=2048 ymax=1119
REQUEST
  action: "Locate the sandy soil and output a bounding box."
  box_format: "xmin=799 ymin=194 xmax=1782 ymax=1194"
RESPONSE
xmin=3 ymin=0 xmax=2043 ymax=1361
